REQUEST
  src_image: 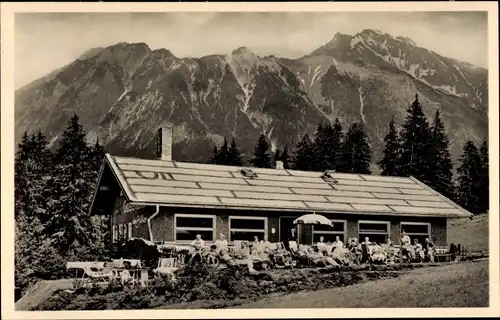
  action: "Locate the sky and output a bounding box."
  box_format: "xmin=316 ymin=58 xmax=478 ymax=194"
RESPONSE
xmin=15 ymin=11 xmax=488 ymax=89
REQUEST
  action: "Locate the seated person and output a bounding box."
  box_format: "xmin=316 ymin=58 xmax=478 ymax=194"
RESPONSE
xmin=253 ymin=236 xmax=260 ymax=246
xmin=330 ymin=236 xmax=350 ymax=264
xmin=348 ymin=238 xmax=362 ymax=265
xmin=306 ymin=246 xmax=339 ymax=267
xmin=260 ymin=235 xmax=273 ymax=254
xmin=370 ymin=244 xmax=387 ymax=264
xmin=413 ymin=239 xmax=425 ymax=261
xmin=400 ymin=232 xmax=416 ymax=261
xmin=239 ymin=241 xmax=257 ymax=273
xmin=424 ymin=238 xmax=435 ymax=262
xmin=252 ymin=242 xmax=271 ymax=262
xmin=190 ymin=234 xmax=205 ymax=250
xmin=189 ymin=234 xmax=205 ymax=261
xmin=331 ymin=236 xmax=345 ymax=253
xmin=333 ymin=236 xmax=344 ymax=250
xmin=360 ymin=237 xmax=372 ymax=263
xmin=316 ymin=236 xmax=328 ymax=254
xmin=219 ymin=247 xmax=236 ymax=266
xmin=214 ymin=233 xmax=228 ymax=253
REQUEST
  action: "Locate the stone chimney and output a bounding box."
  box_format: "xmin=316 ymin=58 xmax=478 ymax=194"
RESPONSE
xmin=275 ymin=160 xmax=284 ymax=170
xmin=157 ymin=125 xmax=173 ymax=161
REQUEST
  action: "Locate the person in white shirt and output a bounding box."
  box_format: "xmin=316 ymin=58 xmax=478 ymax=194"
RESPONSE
xmin=400 ymin=232 xmax=415 ymax=261
xmin=316 ymin=236 xmax=327 ymax=254
xmin=333 ymin=236 xmax=344 ymax=249
xmin=190 ymin=234 xmax=205 ymax=251
xmin=189 ymin=234 xmax=205 ymax=263
xmin=214 ymin=233 xmax=228 ymax=253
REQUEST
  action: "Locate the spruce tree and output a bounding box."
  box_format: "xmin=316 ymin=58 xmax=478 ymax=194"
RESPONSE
xmin=428 ymin=110 xmax=455 ymax=199
xmin=293 ymin=133 xmax=316 ymax=171
xmin=399 ymin=94 xmax=433 ymax=184
xmin=378 ymin=117 xmax=402 ymax=176
xmin=479 ymin=138 xmax=489 ymax=214
xmin=15 ymin=130 xmax=60 ymax=293
xmin=208 ymin=146 xmax=220 ymax=164
xmin=228 ymin=138 xmax=243 ymax=166
xmin=45 ymin=114 xmax=98 ymax=257
xmin=218 ymin=137 xmax=231 ymax=165
xmin=338 ymin=122 xmax=372 ymax=174
xmin=90 ymin=138 xmax=105 ymax=172
xmin=312 ymin=122 xmax=327 ymax=171
xmin=329 ymin=118 xmax=344 ymax=170
xmin=250 ymin=134 xmax=272 ymax=168
xmin=280 ymin=145 xmax=291 ymax=169
xmin=456 ymin=141 xmax=482 ymax=214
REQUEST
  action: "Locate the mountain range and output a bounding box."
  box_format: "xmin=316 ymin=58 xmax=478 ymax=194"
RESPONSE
xmin=15 ymin=29 xmax=488 ymax=167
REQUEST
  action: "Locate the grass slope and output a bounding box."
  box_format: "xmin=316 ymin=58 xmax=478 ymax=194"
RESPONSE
xmin=232 ymin=260 xmax=489 ymax=308
xmin=448 ymin=214 xmax=489 ymax=252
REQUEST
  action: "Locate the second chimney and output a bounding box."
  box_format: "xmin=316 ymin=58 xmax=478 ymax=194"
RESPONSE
xmin=157 ymin=125 xmax=173 ymax=161
xmin=275 ymin=160 xmax=284 ymax=170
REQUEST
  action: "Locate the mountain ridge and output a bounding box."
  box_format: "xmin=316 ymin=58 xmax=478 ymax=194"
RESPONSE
xmin=15 ymin=29 xmax=488 ymax=165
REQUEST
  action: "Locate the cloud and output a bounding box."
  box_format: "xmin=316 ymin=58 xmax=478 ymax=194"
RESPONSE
xmin=14 ymin=12 xmax=488 ymax=89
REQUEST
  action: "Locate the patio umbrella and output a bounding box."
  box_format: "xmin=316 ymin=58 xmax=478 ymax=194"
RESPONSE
xmin=293 ymin=213 xmax=333 ymax=227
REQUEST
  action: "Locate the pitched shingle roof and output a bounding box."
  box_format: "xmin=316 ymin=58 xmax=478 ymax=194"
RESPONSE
xmin=101 ymin=154 xmax=472 ymax=218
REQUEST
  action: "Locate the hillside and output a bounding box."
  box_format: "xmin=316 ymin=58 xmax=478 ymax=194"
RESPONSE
xmin=448 ymin=213 xmax=489 ymax=252
xmin=14 ymin=29 xmax=488 ymax=163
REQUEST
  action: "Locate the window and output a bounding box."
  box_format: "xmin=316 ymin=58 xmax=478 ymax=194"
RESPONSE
xmin=312 ymin=220 xmax=346 ymax=243
xmin=112 ymin=225 xmax=118 ymax=242
xmin=229 ymin=216 xmax=267 ymax=242
xmin=174 ymin=214 xmax=216 ymax=242
xmin=401 ymin=222 xmax=431 ymax=245
xmin=113 ymin=223 xmax=133 ymax=242
xmin=358 ymin=220 xmax=390 ymax=244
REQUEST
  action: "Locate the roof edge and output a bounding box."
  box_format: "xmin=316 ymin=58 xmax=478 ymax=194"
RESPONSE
xmin=104 ymin=153 xmax=136 ymax=202
xmin=409 ymin=176 xmax=474 ymax=218
xmin=88 ymin=159 xmax=107 ymax=216
xmin=121 ymin=200 xmax=467 ymax=219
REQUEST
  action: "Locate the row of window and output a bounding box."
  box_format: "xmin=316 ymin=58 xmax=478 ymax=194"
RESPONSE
xmin=111 ymin=215 xmax=432 ymax=244
xmin=174 ymin=214 xmax=432 ymax=244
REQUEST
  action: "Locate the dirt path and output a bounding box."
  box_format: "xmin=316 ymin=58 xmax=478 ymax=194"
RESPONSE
xmin=15 ymin=279 xmax=73 ymax=311
xmin=231 ymin=260 xmax=489 ymax=308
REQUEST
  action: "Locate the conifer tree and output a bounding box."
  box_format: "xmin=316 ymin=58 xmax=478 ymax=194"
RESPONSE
xmin=456 ymin=141 xmax=482 ymax=214
xmin=250 ymin=134 xmax=272 ymax=168
xmin=228 ymin=138 xmax=243 ymax=166
xmin=338 ymin=122 xmax=372 ymax=174
xmin=428 ymin=110 xmax=455 ymax=199
xmin=218 ymin=137 xmax=230 ymax=165
xmin=399 ymin=94 xmax=433 ymax=184
xmin=90 ymin=138 xmax=105 ymax=172
xmin=479 ymin=138 xmax=489 ymax=214
xmin=208 ymin=146 xmax=220 ymax=164
xmin=293 ymin=133 xmax=316 ymax=171
xmin=44 ymin=114 xmax=99 ymax=256
xmin=329 ymin=118 xmax=344 ymax=170
xmin=378 ymin=117 xmax=402 ymax=176
xmin=280 ymin=145 xmax=291 ymax=169
xmin=312 ymin=122 xmax=327 ymax=171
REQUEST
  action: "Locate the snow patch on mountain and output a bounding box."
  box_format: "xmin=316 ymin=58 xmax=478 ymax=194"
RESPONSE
xmin=358 ymin=86 xmax=366 ymax=125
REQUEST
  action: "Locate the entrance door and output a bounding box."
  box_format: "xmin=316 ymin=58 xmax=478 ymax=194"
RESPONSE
xmin=279 ymin=217 xmax=297 ymax=242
